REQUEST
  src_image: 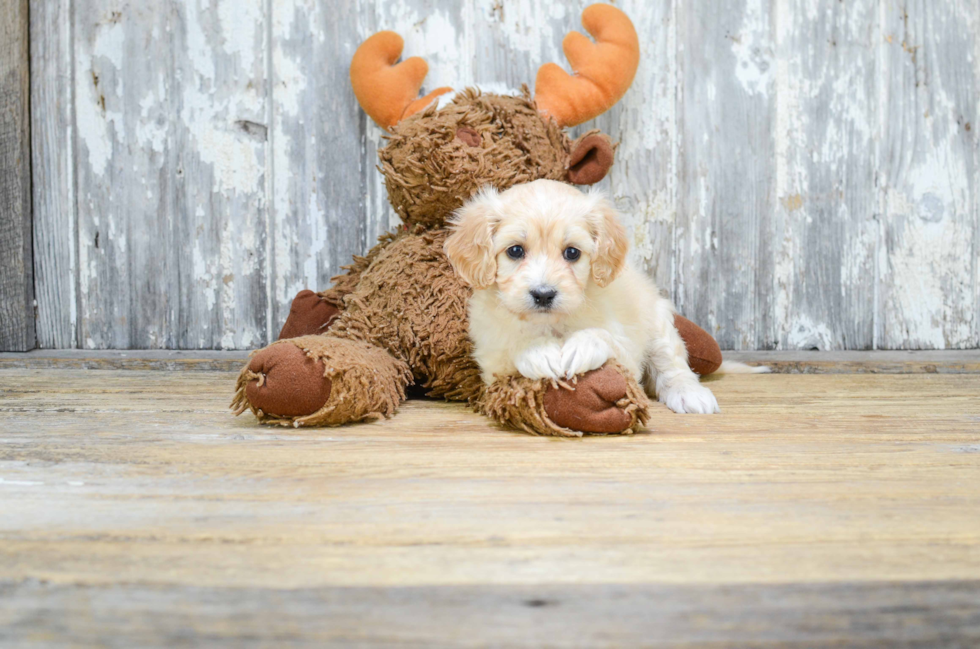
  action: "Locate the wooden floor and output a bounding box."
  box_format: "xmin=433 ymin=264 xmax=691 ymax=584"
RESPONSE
xmin=2 ymin=367 xmax=980 ymax=647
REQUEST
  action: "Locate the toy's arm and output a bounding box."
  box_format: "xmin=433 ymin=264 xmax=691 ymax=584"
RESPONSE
xmin=479 ymin=362 xmax=649 ymax=437
xmin=278 ymin=233 xmax=403 ymax=340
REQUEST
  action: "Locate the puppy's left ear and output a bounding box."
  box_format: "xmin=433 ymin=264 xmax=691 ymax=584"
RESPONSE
xmin=590 ymin=198 xmax=629 ymax=287
xmin=444 ymin=188 xmax=500 ymax=288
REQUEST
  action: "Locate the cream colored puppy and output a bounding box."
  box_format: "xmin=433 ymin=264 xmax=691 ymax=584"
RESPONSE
xmin=446 ymin=179 xmax=736 ymax=415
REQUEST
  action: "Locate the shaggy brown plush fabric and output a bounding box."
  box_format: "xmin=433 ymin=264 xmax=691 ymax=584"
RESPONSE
xmin=233 ymin=335 xmax=412 ymax=428
xmin=380 ymin=89 xmax=571 ymax=228
xmin=480 ymin=362 xmax=649 ymax=437
xmin=674 ymin=315 xmax=722 ymax=376
xmin=328 ymin=228 xmax=485 ymax=403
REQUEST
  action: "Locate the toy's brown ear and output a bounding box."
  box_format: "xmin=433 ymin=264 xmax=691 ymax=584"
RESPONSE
xmin=568 ymin=132 xmax=615 ymax=185
xmin=350 ymin=31 xmax=453 ymax=130
xmin=589 ymin=197 xmax=629 ymax=287
xmin=444 ymin=188 xmax=501 ymax=289
xmin=535 ymin=4 xmax=640 ymax=127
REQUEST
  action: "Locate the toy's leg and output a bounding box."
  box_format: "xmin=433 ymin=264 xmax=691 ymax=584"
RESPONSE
xmin=232 ymin=335 xmax=412 ymax=427
xmin=479 ymin=362 xmax=650 ymax=437
xmin=276 ymin=232 xmax=400 ymax=340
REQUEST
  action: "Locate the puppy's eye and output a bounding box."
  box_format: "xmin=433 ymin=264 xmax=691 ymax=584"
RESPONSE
xmin=563 ymin=247 xmax=581 ymax=262
xmin=506 ymin=245 xmax=525 ymax=260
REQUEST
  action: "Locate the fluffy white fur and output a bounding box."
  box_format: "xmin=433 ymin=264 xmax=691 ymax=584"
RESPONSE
xmin=445 ymin=179 xmax=740 ymax=415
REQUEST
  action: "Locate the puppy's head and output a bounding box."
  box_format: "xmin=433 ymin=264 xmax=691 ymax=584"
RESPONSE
xmin=444 ymin=179 xmax=629 ymax=320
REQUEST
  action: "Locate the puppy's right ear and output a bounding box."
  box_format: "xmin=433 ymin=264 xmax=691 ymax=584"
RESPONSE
xmin=444 ymin=187 xmax=500 ymax=288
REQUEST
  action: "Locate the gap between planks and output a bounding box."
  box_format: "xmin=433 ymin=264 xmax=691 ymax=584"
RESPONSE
xmin=0 ymin=349 xmax=979 ymax=373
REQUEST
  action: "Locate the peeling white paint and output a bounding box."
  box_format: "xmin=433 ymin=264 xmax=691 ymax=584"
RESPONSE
xmin=731 ymin=0 xmax=773 ymax=97
xmin=217 ymin=0 xmax=262 ymax=73
xmin=36 ymin=0 xmax=980 ymax=351
xmin=786 ymin=314 xmax=835 ymax=350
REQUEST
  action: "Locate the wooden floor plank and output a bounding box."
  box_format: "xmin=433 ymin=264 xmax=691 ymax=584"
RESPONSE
xmin=1 ymin=369 xmax=979 ymax=645
xmin=3 ymin=581 xmax=979 ymax=648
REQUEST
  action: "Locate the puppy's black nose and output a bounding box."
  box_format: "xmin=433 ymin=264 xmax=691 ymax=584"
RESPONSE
xmin=530 ymin=287 xmax=557 ymax=307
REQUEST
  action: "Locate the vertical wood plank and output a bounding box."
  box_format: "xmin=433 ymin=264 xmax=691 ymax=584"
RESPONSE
xmin=675 ymin=0 xmax=777 ymax=350
xmin=73 ymin=1 xmax=173 ymax=348
xmin=270 ymin=0 xmax=363 ymax=334
xmin=173 ymin=0 xmax=269 ymax=349
xmin=31 ymin=0 xmax=77 ymax=349
xmin=73 ymin=0 xmax=269 ymax=349
xmin=772 ymin=0 xmax=877 ymax=350
xmin=877 ymin=0 xmax=978 ymax=349
xmin=0 ymin=0 xmax=35 ymax=351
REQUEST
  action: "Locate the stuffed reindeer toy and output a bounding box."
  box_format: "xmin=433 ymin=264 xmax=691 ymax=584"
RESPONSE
xmin=233 ymin=4 xmax=723 ymax=436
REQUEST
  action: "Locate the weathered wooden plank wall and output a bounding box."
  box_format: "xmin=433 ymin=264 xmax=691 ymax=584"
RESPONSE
xmin=1 ymin=0 xmax=34 ymax=351
xmin=28 ymin=0 xmax=980 ymax=350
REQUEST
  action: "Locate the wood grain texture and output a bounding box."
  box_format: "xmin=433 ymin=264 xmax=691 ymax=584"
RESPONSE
xmin=70 ymin=0 xmax=270 ymax=350
xmin=3 ymin=581 xmax=979 ymax=648
xmin=877 ymin=0 xmax=979 ymax=350
xmin=30 ymin=0 xmax=76 ymax=350
xmin=172 ymin=0 xmax=270 ymax=350
xmin=1 ymin=370 xmax=980 ymax=644
xmin=26 ymin=0 xmax=980 ymax=350
xmin=774 ymin=0 xmax=878 ymax=350
xmin=72 ymin=0 xmax=170 ymax=349
xmin=675 ymin=0 xmax=777 ymax=350
xmin=0 ymin=0 xmax=34 ymax=352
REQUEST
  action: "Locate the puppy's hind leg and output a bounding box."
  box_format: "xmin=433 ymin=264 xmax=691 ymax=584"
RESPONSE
xmin=643 ymin=303 xmax=720 ymax=415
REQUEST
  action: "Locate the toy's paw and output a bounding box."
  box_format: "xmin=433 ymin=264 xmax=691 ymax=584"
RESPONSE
xmin=560 ymin=329 xmax=611 ymax=379
xmin=543 ymin=365 xmax=633 ymax=434
xmin=659 ymin=380 xmax=719 ymax=414
xmin=278 ymin=290 xmax=340 ymax=340
xmin=245 ymin=343 xmax=331 ymax=418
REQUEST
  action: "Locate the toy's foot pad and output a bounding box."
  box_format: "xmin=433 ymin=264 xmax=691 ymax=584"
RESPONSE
xmin=278 ymin=290 xmax=340 ymax=340
xmin=244 ymin=343 xmax=331 ymax=418
xmin=543 ymin=366 xmax=633 ymax=434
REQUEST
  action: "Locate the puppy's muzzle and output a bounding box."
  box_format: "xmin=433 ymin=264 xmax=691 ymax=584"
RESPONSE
xmin=530 ymin=287 xmax=557 ymax=308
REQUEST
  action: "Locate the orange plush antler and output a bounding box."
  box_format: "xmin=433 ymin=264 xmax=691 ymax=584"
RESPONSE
xmin=534 ymin=4 xmax=640 ymax=127
xmin=350 ymin=32 xmax=453 ymax=130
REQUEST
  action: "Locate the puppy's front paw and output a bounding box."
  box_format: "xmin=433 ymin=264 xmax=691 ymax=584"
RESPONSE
xmin=660 ymin=382 xmax=719 ymax=414
xmin=515 ymin=341 xmax=564 ymax=381
xmin=561 ymin=330 xmax=611 ymax=379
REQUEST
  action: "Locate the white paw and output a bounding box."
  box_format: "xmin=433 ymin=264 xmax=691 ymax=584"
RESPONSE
xmin=515 ymin=341 xmax=564 ymax=380
xmin=560 ymin=330 xmax=611 ymax=379
xmin=660 ymin=382 xmax=719 ymax=414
